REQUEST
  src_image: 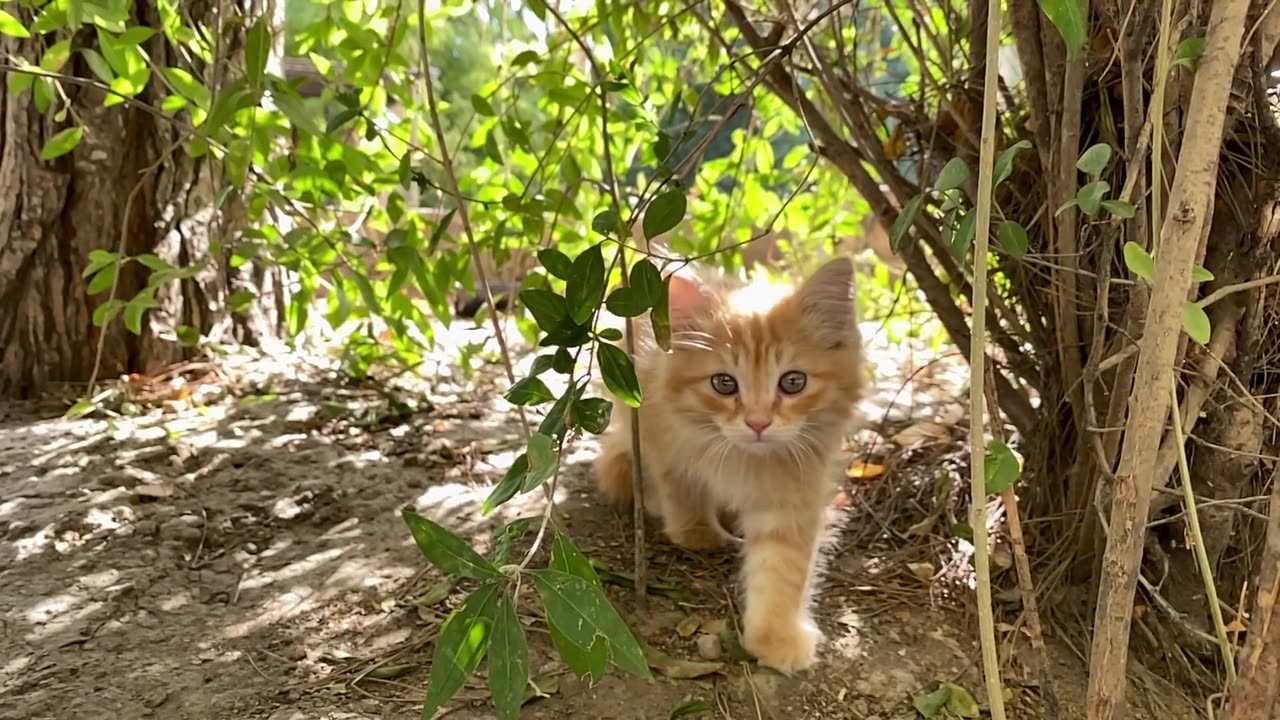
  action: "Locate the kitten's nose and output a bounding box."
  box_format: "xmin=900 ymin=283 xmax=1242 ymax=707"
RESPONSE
xmin=745 ymin=417 xmax=773 ymax=437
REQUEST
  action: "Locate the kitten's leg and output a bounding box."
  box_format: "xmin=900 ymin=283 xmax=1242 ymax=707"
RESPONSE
xmin=657 ymin=470 xmax=736 ymax=551
xmin=739 ymin=506 xmax=825 ymax=674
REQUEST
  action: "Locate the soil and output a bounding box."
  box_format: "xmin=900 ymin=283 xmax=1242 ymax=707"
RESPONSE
xmin=0 ymin=322 xmax=1203 ymax=720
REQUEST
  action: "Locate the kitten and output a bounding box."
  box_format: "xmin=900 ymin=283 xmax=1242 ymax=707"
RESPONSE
xmin=594 ymin=257 xmax=865 ymax=674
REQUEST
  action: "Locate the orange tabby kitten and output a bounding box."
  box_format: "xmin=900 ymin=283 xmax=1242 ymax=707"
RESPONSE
xmin=594 ymin=257 xmax=864 ymax=673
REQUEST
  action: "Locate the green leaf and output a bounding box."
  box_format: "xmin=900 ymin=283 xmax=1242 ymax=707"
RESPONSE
xmin=1173 ymin=36 xmax=1205 ymax=70
xmin=668 ymin=699 xmax=714 ymax=719
xmin=136 ymin=254 xmax=174 ymax=272
xmin=324 ymin=107 xmax=360 ymax=135
xmin=950 ymin=522 xmax=975 ymax=541
xmin=1101 ymin=199 xmax=1136 ymax=219
xmin=506 ymin=377 xmax=555 ymax=406
xmin=529 ymin=569 xmax=651 ymax=678
xmin=1076 ymin=180 xmax=1111 ymax=216
xmin=538 ymin=248 xmax=574 ymax=280
xmin=40 ymin=127 xmax=84 ymax=161
xmin=572 ymin=397 xmax=613 ymax=435
xmin=40 ymin=39 xmax=72 ymax=73
xmin=629 ymin=259 xmax=665 ymax=308
xmin=984 ymin=440 xmax=1020 ymax=495
xmin=996 ymin=221 xmax=1029 ymax=257
xmin=272 ymin=85 xmax=325 ymax=136
xmin=890 ymin=194 xmax=925 ymax=251
xmin=229 ymin=290 xmax=255 ymax=312
xmin=550 ymin=531 xmax=601 ymax=586
xmin=952 ymin=209 xmax=977 ymax=260
xmin=0 ymin=10 xmax=31 ymax=38
xmin=1076 ymin=143 xmax=1113 ymax=176
xmin=605 ymin=287 xmax=649 ymax=317
xmin=511 ymin=49 xmax=540 ymax=67
xmin=565 ymin=244 xmax=606 ymax=325
xmin=552 ymin=348 xmax=575 ymax=374
xmin=1122 ymin=241 xmax=1155 ymax=282
xmin=92 ymin=299 xmax=125 ymax=327
xmin=401 ymin=509 xmax=504 ymax=580
xmin=913 ymin=684 xmax=952 ymax=718
xmin=1183 ymin=301 xmax=1211 ymax=344
xmin=529 ymin=354 xmax=557 ymax=377
xmin=651 ymin=276 xmax=671 ymax=351
xmin=83 ymin=249 xmax=117 ymax=278
xmin=643 ymin=189 xmax=687 ymax=240
xmin=549 ymin=619 xmax=608 ymax=681
xmin=934 ymin=157 xmax=970 ymax=193
xmin=81 ymin=49 xmax=114 ymax=83
xmin=65 ymin=398 xmax=97 ymax=420
xmin=519 ymin=288 xmax=568 ymax=331
xmin=597 ymin=328 xmax=623 ymax=341
xmin=1038 ymin=0 xmax=1089 ymax=58
xmin=943 ymin=683 xmax=981 ymax=718
xmin=597 ymin=341 xmax=642 ymax=408
xmin=488 ymin=594 xmax=529 ymax=720
xmin=482 ymin=454 xmax=528 ymax=514
xmin=537 ymin=379 xmax=579 ymax=442
xmin=7 ymin=70 xmax=34 ymax=97
xmin=123 ymin=289 xmax=158 ymax=334
xmin=470 ymin=93 xmax=496 ymax=116
xmin=1193 ymin=265 xmax=1214 ymax=282
xmin=993 ymin=139 xmax=1032 ymax=186
xmin=592 ymin=209 xmax=623 ymax=237
xmin=525 ymin=432 xmax=559 ymax=488
xmin=118 ymin=26 xmax=157 ymax=46
xmin=87 ymin=263 xmax=118 ymax=295
xmin=244 ymin=16 xmax=269 ymax=90
xmin=422 ymin=584 xmax=499 ymax=720
xmin=176 ymin=325 xmax=200 ymax=346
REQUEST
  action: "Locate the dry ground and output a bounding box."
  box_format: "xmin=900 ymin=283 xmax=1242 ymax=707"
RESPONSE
xmin=0 ymin=319 xmax=1202 ymax=720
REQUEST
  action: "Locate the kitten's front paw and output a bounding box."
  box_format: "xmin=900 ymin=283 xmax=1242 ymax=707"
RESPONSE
xmin=667 ymin=524 xmax=736 ymax=551
xmin=743 ymin=616 xmax=822 ymax=675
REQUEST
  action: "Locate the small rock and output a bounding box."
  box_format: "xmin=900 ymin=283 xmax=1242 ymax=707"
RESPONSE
xmin=695 ymin=633 xmax=722 ymax=660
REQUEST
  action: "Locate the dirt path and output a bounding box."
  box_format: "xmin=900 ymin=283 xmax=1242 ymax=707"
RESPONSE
xmin=0 ymin=328 xmax=1198 ymax=720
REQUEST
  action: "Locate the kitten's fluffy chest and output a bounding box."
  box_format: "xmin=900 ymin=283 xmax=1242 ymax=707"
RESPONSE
xmin=649 ymin=419 xmax=838 ymax=512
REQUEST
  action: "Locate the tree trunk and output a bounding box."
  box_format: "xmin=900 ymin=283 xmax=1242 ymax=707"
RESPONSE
xmin=0 ymin=0 xmax=284 ymax=399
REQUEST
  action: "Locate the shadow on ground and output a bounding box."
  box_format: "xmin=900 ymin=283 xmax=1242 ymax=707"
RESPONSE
xmin=0 ymin=340 xmax=1196 ymax=720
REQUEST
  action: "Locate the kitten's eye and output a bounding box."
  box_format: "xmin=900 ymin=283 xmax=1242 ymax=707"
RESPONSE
xmin=778 ymin=371 xmax=807 ymax=395
xmin=710 ymin=373 xmax=739 ymax=396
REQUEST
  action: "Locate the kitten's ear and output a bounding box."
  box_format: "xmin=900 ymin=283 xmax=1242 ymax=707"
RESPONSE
xmin=667 ymin=272 xmax=715 ymax=325
xmin=796 ymin=258 xmax=857 ymax=345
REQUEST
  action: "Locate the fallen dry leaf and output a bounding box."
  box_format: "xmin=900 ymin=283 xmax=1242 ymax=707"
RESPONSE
xmin=906 ymin=562 xmax=936 ymax=582
xmin=832 ymin=490 xmax=853 ymax=508
xmin=134 ymin=480 xmax=176 ymax=499
xmin=643 ymin=646 xmax=725 ymax=679
xmin=676 ymin=615 xmax=701 ymax=638
xmin=892 ymin=421 xmax=950 ymax=447
xmin=845 ymin=460 xmax=885 ymax=481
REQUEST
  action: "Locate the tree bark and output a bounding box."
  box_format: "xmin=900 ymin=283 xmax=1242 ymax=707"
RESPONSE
xmin=0 ymin=0 xmax=283 ymax=398
xmin=1220 ymin=468 xmax=1280 ymax=720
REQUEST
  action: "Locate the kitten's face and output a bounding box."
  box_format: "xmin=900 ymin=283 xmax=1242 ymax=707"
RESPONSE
xmin=657 ymin=259 xmax=864 ymax=457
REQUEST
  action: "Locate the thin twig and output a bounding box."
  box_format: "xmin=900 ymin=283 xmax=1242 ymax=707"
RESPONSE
xmin=983 ymin=363 xmax=1058 ymax=718
xmin=539 ymin=0 xmax=649 ymax=607
xmin=966 ymin=0 xmax=1008 ymax=714
xmin=1168 ymin=374 xmax=1238 ymax=684
xmin=1197 ymin=273 xmax=1280 ymax=308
